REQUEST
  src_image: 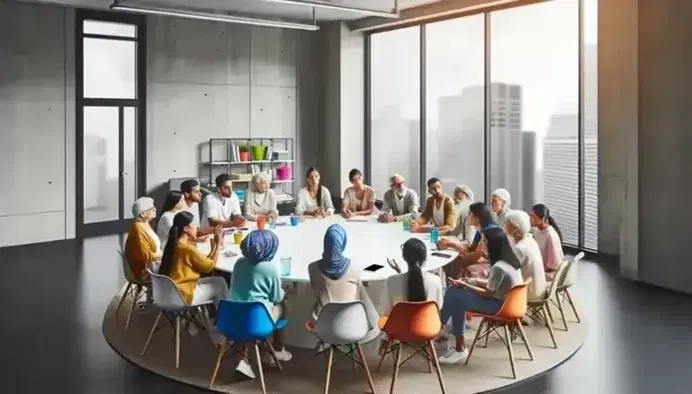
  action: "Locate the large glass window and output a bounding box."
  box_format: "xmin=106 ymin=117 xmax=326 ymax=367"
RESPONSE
xmin=369 ymin=27 xmax=421 ymax=197
xmin=425 ymin=16 xmax=485 ymax=199
xmin=583 ymin=0 xmax=599 ymax=250
xmin=366 ymin=0 xmax=598 ymax=250
xmin=489 ymin=0 xmax=580 ymax=245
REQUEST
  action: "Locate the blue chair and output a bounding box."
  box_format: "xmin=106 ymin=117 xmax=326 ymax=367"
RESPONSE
xmin=208 ymin=300 xmax=287 ymax=393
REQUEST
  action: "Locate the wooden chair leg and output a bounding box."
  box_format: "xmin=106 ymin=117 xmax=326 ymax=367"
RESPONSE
xmin=209 ymin=340 xmax=227 ymax=388
xmin=465 ymin=318 xmax=486 ymax=365
xmin=502 ymin=324 xmax=517 ymax=379
xmin=389 ymin=343 xmax=402 ymax=394
xmin=264 ymin=339 xmax=283 ymax=372
xmin=426 ymin=345 xmax=433 ymax=373
xmin=324 ymin=346 xmax=334 ymax=394
xmin=125 ymin=285 xmax=142 ymax=331
xmin=545 ymin=301 xmax=556 ymax=323
xmin=115 ymin=283 xmax=133 ymax=320
xmin=515 ymin=320 xmax=534 ymax=361
xmin=356 ymin=344 xmax=376 ymax=394
xmin=565 ymin=288 xmax=581 ymax=323
xmin=542 ymin=305 xmax=557 ymax=349
xmin=555 ymin=291 xmax=569 ymax=331
xmin=254 ymin=343 xmax=267 ymax=394
xmin=427 ymin=340 xmax=447 ymax=394
xmin=376 ymin=340 xmax=390 ymax=372
xmin=481 ymin=320 xmax=491 ymax=348
xmin=175 ymin=315 xmax=181 ymax=368
xmin=141 ymin=311 xmax=162 ymax=356
xmin=350 ymin=344 xmax=357 ymax=371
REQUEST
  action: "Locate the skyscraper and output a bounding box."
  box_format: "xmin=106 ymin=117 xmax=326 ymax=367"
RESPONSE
xmin=489 ymin=83 xmax=524 ymax=208
xmin=543 ymin=113 xmax=579 ymax=245
xmin=521 ymin=131 xmax=537 ymax=212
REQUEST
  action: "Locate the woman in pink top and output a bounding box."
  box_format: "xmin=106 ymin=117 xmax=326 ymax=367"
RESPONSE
xmin=342 ymin=168 xmax=376 ymax=218
xmin=530 ymin=204 xmax=564 ymax=279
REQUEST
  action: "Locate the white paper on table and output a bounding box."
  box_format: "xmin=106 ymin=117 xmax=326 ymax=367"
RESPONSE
xmin=346 ymin=216 xmax=369 ymax=222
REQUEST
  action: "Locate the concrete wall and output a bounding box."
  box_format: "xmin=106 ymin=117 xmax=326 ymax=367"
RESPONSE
xmin=318 ymin=22 xmax=365 ymax=194
xmin=0 ymin=2 xmax=76 ymax=247
xmin=146 ymin=17 xmax=315 ymax=197
xmin=0 ymin=1 xmax=363 ymax=248
xmin=600 ymin=0 xmax=692 ymax=293
xmin=637 ymin=0 xmax=692 ymax=293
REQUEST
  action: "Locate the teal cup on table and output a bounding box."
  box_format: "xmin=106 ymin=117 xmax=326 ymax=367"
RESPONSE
xmin=280 ymin=257 xmax=292 ymax=276
xmin=290 ymin=216 xmax=299 ymax=226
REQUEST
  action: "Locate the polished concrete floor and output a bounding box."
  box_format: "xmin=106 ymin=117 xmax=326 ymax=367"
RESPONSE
xmin=1 ymin=236 xmax=691 ymax=394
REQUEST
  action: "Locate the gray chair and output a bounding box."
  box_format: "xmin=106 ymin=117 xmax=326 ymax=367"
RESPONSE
xmin=307 ymin=301 xmax=376 ymax=394
xmin=115 ymin=250 xmax=151 ymax=330
xmin=553 ymin=252 xmax=584 ymax=330
xmin=141 ymin=270 xmax=213 ymax=368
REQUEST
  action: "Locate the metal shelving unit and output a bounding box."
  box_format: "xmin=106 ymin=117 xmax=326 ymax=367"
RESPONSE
xmin=198 ymin=138 xmax=295 ymax=204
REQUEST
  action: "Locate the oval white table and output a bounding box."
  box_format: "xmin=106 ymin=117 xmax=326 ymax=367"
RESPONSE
xmin=199 ymin=215 xmax=458 ymax=348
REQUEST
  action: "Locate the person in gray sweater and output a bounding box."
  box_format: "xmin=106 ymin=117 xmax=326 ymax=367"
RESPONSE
xmin=378 ymin=174 xmax=420 ymax=223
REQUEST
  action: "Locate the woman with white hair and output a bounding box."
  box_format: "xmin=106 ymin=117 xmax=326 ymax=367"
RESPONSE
xmin=504 ymin=210 xmax=547 ymax=301
xmin=124 ymin=197 xmax=161 ymax=281
xmin=449 ymin=185 xmax=476 ymax=242
xmin=490 ymin=188 xmax=512 ymax=226
xmin=244 ymin=172 xmax=278 ymax=221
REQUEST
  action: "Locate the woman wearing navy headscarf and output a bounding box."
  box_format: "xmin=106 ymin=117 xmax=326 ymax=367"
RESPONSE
xmin=229 ymin=229 xmax=292 ymax=377
xmin=308 ymin=224 xmax=380 ymax=339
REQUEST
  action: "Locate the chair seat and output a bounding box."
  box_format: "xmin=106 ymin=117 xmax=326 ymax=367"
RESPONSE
xmin=275 ymin=318 xmax=288 ymax=331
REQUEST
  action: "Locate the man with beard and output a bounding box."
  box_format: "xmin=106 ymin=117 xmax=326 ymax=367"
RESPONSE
xmin=378 ymin=174 xmax=420 ymax=223
xmin=448 ymin=184 xmax=476 ymax=242
xmin=201 ymin=173 xmax=246 ymax=228
xmin=411 ymin=177 xmax=455 ymax=234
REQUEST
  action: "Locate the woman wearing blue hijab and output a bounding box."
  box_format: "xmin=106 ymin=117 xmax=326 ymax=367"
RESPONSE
xmin=308 ymin=224 xmax=380 ymax=339
xmin=229 ymin=230 xmax=292 ymax=377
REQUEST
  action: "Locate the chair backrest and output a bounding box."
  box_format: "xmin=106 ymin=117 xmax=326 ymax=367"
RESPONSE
xmin=217 ymin=300 xmax=277 ymax=341
xmin=382 ymin=301 xmax=442 ymax=342
xmin=147 ymin=270 xmax=187 ymax=310
xmin=118 ymin=249 xmax=140 ymax=283
xmin=545 ymin=260 xmax=569 ymax=299
xmin=313 ymin=301 xmax=370 ymax=345
xmin=494 ymin=283 xmax=528 ymax=320
xmin=559 ymin=251 xmax=584 ymax=288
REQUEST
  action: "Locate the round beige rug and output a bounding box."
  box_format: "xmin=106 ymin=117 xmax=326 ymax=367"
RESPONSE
xmin=103 ymin=286 xmax=587 ymax=393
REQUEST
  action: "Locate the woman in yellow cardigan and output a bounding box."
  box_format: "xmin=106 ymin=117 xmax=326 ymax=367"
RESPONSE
xmin=411 ymin=177 xmax=456 ymax=234
xmin=124 ymin=197 xmax=161 ymax=282
xmin=158 ymin=211 xmax=228 ymax=310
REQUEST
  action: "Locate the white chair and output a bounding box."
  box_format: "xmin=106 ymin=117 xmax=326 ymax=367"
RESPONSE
xmin=526 ymin=260 xmax=569 ymax=348
xmin=553 ymin=252 xmax=584 ymax=331
xmin=306 ymin=301 xmax=376 ymax=394
xmin=141 ymin=270 xmax=214 ymax=368
xmin=115 ymin=250 xmax=150 ymax=330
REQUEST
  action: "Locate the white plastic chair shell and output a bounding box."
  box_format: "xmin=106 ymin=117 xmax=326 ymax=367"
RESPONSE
xmin=148 ymin=270 xmax=212 ymax=311
xmin=313 ymin=301 xmax=371 ymax=346
xmin=559 ymin=252 xmax=584 ymax=288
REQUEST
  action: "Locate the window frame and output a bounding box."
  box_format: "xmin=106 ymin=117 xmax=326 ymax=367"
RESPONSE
xmin=364 ymin=0 xmax=596 ymax=254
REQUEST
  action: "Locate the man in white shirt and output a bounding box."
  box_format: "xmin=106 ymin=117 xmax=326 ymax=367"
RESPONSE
xmin=180 ymin=179 xmax=202 ymax=227
xmin=201 ymin=173 xmax=246 ymax=228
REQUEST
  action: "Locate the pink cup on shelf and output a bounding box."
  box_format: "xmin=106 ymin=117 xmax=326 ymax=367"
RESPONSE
xmin=276 ymin=166 xmax=292 ymax=180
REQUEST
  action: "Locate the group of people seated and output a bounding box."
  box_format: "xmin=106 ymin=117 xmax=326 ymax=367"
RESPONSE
xmin=122 ymin=165 xmax=565 ymax=377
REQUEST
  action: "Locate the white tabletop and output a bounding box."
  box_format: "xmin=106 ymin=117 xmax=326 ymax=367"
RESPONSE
xmin=198 ymin=215 xmax=458 ymax=282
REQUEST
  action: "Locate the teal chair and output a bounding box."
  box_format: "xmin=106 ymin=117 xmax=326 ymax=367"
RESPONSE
xmin=208 ymin=300 xmax=287 ymax=393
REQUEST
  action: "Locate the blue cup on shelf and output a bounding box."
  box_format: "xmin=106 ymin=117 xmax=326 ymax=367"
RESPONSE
xmin=430 ymin=228 xmax=440 ymax=244
xmin=280 ymin=257 xmax=292 ymax=277
xmin=290 ymin=216 xmax=299 ymax=226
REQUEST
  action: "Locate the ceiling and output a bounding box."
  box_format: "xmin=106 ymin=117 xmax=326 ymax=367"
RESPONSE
xmin=21 ymin=0 xmax=442 ymax=21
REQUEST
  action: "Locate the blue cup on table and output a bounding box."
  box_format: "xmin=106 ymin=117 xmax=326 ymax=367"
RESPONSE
xmin=430 ymin=228 xmax=440 ymax=244
xmin=280 ymin=257 xmax=292 ymax=276
xmin=290 ymin=216 xmax=299 ymax=226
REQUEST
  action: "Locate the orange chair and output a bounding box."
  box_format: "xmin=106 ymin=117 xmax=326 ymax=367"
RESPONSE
xmin=465 ymin=284 xmax=533 ymax=379
xmin=377 ymin=301 xmax=446 ymax=394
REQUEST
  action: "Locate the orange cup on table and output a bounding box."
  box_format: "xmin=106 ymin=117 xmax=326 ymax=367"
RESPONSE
xmin=257 ymin=215 xmax=267 ymax=230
